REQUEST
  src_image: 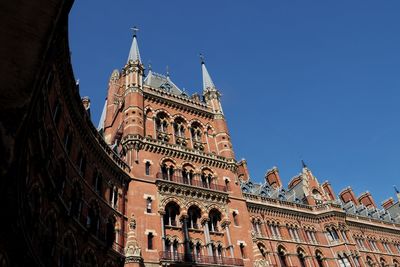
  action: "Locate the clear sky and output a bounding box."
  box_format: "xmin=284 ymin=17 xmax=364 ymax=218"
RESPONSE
xmin=69 ymin=1 xmax=400 ymax=206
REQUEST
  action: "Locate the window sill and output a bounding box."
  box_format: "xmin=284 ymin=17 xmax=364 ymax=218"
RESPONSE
xmin=145 ymin=212 xmax=156 ymax=216
xmin=146 ymin=249 xmax=158 ymax=252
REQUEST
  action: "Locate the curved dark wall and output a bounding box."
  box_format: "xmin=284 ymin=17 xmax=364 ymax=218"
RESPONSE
xmin=0 ymin=1 xmax=131 ymax=266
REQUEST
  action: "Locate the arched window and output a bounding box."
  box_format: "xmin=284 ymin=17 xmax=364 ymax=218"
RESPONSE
xmin=81 ymin=250 xmax=97 ymax=267
xmin=59 ymin=234 xmax=76 ymax=267
xmin=145 ymin=161 xmax=151 ymax=176
xmin=278 ymin=246 xmax=288 ymax=267
xmin=188 ymin=205 xmax=201 ymax=229
xmin=148 ymin=232 xmax=154 ymax=250
xmin=316 ymin=250 xmax=324 ymax=267
xmin=53 ymin=100 xmax=62 ymax=126
xmin=106 ymin=217 xmax=116 ymax=247
xmin=257 ymin=243 xmax=267 ymax=258
xmin=208 ymin=209 xmax=222 ymax=232
xmin=182 ymin=166 xmax=194 ymax=185
xmin=54 ymin=160 xmax=66 ymax=194
xmin=146 ymin=197 xmax=153 ymax=213
xmin=338 ymin=254 xmax=351 ymax=267
xmin=164 ymin=202 xmax=180 ymax=227
xmin=70 ymin=182 xmax=82 ymax=218
xmin=77 ymin=151 xmax=86 ymax=175
xmin=195 ymin=242 xmax=202 ymax=259
xmin=232 ymin=211 xmax=239 ymax=226
xmin=109 ymin=186 xmax=118 ymax=209
xmin=297 ymin=249 xmax=306 ymax=267
xmin=174 ymin=117 xmax=187 ymax=146
xmin=63 ymin=130 xmax=73 ymax=155
xmin=366 ymin=256 xmax=374 ymax=267
xmin=42 ymin=212 xmax=58 ymax=258
xmin=160 ymin=163 xmax=175 ymax=181
xmin=200 ymin=171 xmax=213 ymax=189
xmin=27 ymin=184 xmax=42 ymax=224
xmin=239 ymin=243 xmax=246 ymax=259
xmin=92 ymin=171 xmax=103 ymax=196
xmin=87 ymin=202 xmax=100 ymax=235
xmin=191 ymin=122 xmax=204 ymax=150
xmin=393 ymin=259 xmax=399 ymax=267
xmin=380 ymin=258 xmax=387 ymax=267
xmin=155 ymin=112 xmax=169 ymax=142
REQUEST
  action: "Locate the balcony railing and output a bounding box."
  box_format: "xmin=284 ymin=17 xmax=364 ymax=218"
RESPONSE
xmin=159 ymin=251 xmax=244 ymax=266
xmin=156 ymin=172 xmax=227 ymax=192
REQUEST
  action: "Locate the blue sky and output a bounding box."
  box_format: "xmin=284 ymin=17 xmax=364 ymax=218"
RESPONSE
xmin=69 ymin=1 xmax=400 ymax=205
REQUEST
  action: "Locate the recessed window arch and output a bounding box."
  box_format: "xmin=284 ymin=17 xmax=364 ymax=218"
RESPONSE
xmin=297 ymin=248 xmax=307 ymax=267
xmin=41 ymin=211 xmax=58 ymax=257
xmin=182 ymin=164 xmax=195 ymax=185
xmin=232 ymin=211 xmax=239 ymax=226
xmin=155 ymin=112 xmax=170 ymax=142
xmin=59 ymin=233 xmax=76 ymax=267
xmin=106 ymin=216 xmax=116 ymax=247
xmin=188 ymin=205 xmax=201 ymax=229
xmin=81 ymin=249 xmax=97 ymax=267
xmin=208 ymin=208 xmax=222 ymax=232
xmin=145 ymin=161 xmax=151 ymax=176
xmin=257 ymin=243 xmax=267 ymax=258
xmin=277 ymin=246 xmax=288 ymax=267
xmin=190 ymin=121 xmax=204 ymax=150
xmin=163 ymin=202 xmax=180 ymax=227
xmin=87 ymin=201 xmax=100 ymax=235
xmin=70 ymin=182 xmax=83 ymax=218
xmin=0 ymin=250 xmax=9 ymax=267
xmin=200 ymin=169 xmax=214 ymax=189
xmin=159 ymin=159 xmax=176 ymax=181
xmin=146 ymin=197 xmax=153 ymax=213
xmin=92 ymin=171 xmax=103 ymax=196
xmin=316 ymin=250 xmax=325 ymax=267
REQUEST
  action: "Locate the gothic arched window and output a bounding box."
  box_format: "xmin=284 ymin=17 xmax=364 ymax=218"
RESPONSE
xmin=188 ymin=205 xmax=201 ymax=229
xmin=164 ymin=202 xmax=180 ymax=227
xmin=208 ymin=209 xmax=222 ymax=232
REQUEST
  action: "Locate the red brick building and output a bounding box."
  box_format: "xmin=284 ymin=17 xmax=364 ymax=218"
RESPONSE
xmin=98 ymin=33 xmax=400 ymax=267
xmin=2 ymin=1 xmax=400 ymax=266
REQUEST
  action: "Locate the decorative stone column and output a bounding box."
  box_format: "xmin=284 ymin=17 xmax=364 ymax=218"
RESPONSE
xmin=181 ymin=215 xmax=192 ymax=262
xmin=124 ymin=214 xmax=143 ymax=266
xmin=159 ymin=211 xmax=166 ymax=251
xmin=202 ymin=220 xmax=213 ymax=256
xmin=222 ymin=221 xmax=234 ymax=257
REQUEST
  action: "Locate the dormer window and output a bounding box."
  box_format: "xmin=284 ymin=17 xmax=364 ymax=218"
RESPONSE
xmin=160 ymin=82 xmax=172 ymax=92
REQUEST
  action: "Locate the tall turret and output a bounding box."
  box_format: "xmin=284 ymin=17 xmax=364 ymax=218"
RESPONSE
xmin=122 ymin=27 xmax=145 ymax=133
xmin=201 ymin=56 xmax=234 ymax=159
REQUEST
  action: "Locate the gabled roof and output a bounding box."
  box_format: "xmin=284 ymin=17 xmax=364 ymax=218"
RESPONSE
xmin=144 ymin=70 xmax=184 ymax=95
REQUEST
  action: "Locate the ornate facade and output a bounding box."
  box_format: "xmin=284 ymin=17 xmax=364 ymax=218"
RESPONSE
xmin=2 ymin=1 xmax=400 ymax=266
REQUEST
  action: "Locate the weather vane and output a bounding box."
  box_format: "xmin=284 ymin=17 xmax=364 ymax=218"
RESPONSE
xmin=130 ymin=26 xmax=139 ymax=37
xmin=199 ymin=53 xmax=205 ymax=64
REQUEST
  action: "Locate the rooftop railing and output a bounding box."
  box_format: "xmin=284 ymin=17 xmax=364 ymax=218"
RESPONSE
xmin=156 ymin=172 xmax=227 ymax=192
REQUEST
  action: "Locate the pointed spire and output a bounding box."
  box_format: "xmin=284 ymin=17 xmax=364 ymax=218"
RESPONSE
xmin=301 ymin=160 xmax=307 ymax=169
xmin=97 ymin=98 xmax=107 ymax=133
xmin=394 ymin=185 xmax=400 ymax=201
xmin=127 ymin=26 xmax=141 ymax=63
xmin=200 ymin=53 xmax=216 ymax=92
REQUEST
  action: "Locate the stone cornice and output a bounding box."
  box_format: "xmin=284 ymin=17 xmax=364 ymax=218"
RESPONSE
xmin=143 ymin=86 xmax=214 ymax=118
xmin=156 ymin=179 xmax=229 ymax=206
xmin=121 ymin=134 xmax=237 ymax=171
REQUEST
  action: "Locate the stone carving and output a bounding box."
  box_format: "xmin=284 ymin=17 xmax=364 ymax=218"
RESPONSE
xmin=129 ymin=214 xmax=136 ymax=230
xmin=253 ymin=259 xmax=269 ymax=267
